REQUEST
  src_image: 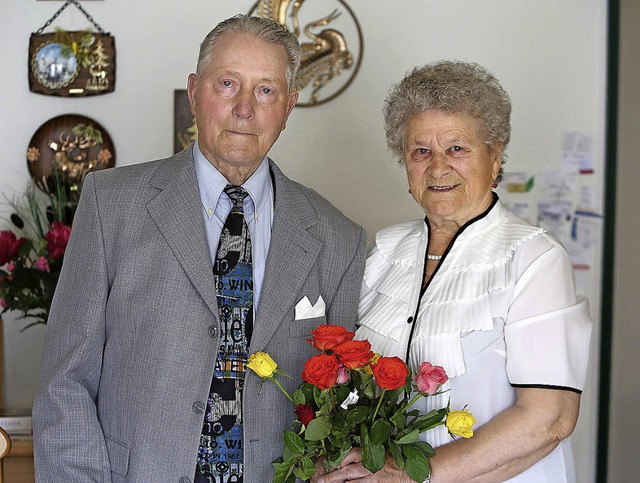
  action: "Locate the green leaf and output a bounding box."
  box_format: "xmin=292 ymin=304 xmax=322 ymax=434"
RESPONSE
xmin=273 ymin=458 xmax=297 ymax=483
xmin=283 ymin=431 xmax=305 ymax=457
xmin=415 ymin=408 xmax=448 ymax=432
xmin=395 ymin=428 xmax=419 ymax=445
xmin=361 ymin=377 xmax=375 ymax=399
xmin=331 ymin=411 xmax=347 ymax=432
xmin=369 ymin=419 xmax=391 ymax=444
xmin=293 ymin=456 xmax=318 ymax=481
xmin=389 ymin=441 xmax=405 ymax=470
xmin=345 ymin=405 xmax=370 ymax=426
xmin=412 ymin=440 xmax=436 ymax=457
xmin=361 ymin=431 xmax=386 ymax=474
xmin=293 ymin=389 xmax=306 ymax=406
xmin=403 ymin=444 xmax=431 ymax=483
xmin=326 ymin=445 xmax=352 ymax=468
xmin=390 ymin=410 xmax=406 ymax=429
xmin=304 ymin=415 xmax=331 ymax=441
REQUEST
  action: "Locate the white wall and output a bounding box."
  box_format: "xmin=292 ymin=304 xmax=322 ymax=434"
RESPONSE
xmin=0 ymin=1 xmax=607 ymax=481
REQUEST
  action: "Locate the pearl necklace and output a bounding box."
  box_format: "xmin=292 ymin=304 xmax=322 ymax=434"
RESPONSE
xmin=427 ymin=253 xmax=442 ymax=261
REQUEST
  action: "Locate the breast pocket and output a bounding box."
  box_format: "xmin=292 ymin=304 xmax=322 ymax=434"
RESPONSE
xmin=289 ymin=315 xmax=328 ymax=338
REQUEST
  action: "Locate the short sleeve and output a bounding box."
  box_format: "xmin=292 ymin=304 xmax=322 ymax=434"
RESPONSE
xmin=505 ymin=236 xmax=593 ymax=392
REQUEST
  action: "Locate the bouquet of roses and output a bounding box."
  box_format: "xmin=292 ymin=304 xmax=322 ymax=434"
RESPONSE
xmin=0 ymin=179 xmax=76 ymax=329
xmin=247 ymin=324 xmax=476 ymax=483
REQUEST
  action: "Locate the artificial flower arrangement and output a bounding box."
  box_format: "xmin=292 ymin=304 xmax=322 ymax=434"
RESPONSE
xmin=0 ymin=176 xmax=76 ymax=329
xmin=247 ymin=324 xmax=476 ymax=483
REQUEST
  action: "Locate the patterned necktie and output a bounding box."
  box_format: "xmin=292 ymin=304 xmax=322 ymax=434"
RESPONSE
xmin=196 ymin=184 xmax=253 ymax=483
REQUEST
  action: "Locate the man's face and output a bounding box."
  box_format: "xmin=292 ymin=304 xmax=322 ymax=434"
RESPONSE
xmin=187 ymin=32 xmax=298 ymax=179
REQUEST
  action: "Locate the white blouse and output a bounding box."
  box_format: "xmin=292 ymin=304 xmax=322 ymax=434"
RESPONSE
xmin=356 ymin=200 xmax=592 ymax=483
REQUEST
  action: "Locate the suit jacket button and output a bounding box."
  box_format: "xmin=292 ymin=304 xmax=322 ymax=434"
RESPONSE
xmin=192 ymin=401 xmax=206 ymax=414
xmin=208 ymin=325 xmax=218 ymax=338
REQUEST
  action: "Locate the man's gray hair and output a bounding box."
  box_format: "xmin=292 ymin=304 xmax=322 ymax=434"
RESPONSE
xmin=383 ymin=60 xmax=512 ymax=181
xmin=196 ymin=14 xmax=301 ymax=89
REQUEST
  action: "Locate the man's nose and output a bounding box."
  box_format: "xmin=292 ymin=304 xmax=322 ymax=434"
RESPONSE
xmin=232 ymin=89 xmax=255 ymax=119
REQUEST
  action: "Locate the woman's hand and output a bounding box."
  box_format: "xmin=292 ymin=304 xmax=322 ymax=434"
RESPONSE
xmin=312 ymin=447 xmax=412 ymax=482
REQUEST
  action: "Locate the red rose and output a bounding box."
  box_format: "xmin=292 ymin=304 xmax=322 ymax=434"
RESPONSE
xmin=301 ymin=353 xmax=340 ymax=390
xmin=373 ymin=356 xmax=409 ymax=390
xmin=295 ymin=403 xmax=316 ymax=426
xmin=45 ymin=222 xmax=71 ymax=260
xmin=307 ymin=324 xmax=355 ymax=351
xmin=0 ymin=230 xmax=26 ymax=266
xmin=415 ymin=362 xmax=448 ymax=395
xmin=333 ymin=339 xmax=374 ymax=369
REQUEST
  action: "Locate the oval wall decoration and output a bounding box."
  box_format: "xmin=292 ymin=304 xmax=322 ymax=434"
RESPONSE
xmin=249 ymin=0 xmax=364 ymax=107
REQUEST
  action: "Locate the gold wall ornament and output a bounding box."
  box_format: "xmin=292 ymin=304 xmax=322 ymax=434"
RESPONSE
xmin=250 ymin=0 xmax=364 ymax=107
xmin=174 ymin=90 xmax=198 ymax=153
xmin=26 ymin=114 xmax=116 ymax=196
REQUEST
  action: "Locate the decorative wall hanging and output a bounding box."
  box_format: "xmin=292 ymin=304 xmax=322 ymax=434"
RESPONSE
xmin=174 ymin=90 xmax=197 ymax=154
xmin=29 ymin=0 xmax=116 ymax=97
xmin=249 ymin=0 xmax=364 ymax=107
xmin=27 ymin=114 xmax=116 ymax=195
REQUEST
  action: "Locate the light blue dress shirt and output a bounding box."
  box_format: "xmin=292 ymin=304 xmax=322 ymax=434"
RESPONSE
xmin=193 ymin=141 xmax=274 ymax=311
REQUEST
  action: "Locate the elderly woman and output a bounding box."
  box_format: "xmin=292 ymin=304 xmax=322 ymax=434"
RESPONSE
xmin=318 ymin=61 xmax=592 ymax=482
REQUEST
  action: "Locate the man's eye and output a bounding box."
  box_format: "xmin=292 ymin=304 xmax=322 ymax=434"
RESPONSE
xmin=222 ymin=80 xmax=233 ymax=87
xmin=261 ymin=87 xmax=273 ymax=95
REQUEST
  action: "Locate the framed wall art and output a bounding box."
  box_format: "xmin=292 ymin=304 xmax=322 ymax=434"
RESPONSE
xmin=28 ymin=0 xmax=116 ymax=97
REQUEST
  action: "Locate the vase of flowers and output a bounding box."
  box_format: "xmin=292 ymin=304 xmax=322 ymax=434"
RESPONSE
xmin=247 ymin=324 xmax=476 ymax=483
xmin=0 ymin=174 xmax=77 ymax=330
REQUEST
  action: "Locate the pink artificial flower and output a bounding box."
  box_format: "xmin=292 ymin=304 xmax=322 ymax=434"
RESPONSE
xmin=336 ymin=365 xmax=349 ymax=384
xmin=6 ymin=262 xmax=14 ymax=272
xmin=34 ymin=256 xmax=50 ymax=273
xmin=415 ymin=362 xmax=448 ymax=395
xmin=0 ymin=298 xmax=6 ymax=309
xmin=45 ymin=222 xmax=71 ymax=259
xmin=0 ymin=230 xmax=26 ymax=266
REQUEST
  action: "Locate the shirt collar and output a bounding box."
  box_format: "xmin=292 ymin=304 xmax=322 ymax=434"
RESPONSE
xmin=193 ymin=141 xmax=272 ymax=221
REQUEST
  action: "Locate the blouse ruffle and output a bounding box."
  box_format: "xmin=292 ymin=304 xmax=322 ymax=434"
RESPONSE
xmin=358 ymin=205 xmax=544 ymax=377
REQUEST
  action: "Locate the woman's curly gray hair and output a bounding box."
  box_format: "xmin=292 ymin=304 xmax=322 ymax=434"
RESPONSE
xmin=383 ymin=60 xmax=511 ymax=182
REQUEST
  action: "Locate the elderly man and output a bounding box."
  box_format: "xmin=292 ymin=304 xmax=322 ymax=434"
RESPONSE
xmin=33 ymin=15 xmax=366 ymax=483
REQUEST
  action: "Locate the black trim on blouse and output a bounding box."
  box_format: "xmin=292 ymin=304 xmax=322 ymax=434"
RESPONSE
xmin=511 ymin=383 xmax=583 ymax=395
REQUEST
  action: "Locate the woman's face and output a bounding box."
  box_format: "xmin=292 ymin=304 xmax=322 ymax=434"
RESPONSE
xmin=403 ymin=110 xmax=502 ymax=227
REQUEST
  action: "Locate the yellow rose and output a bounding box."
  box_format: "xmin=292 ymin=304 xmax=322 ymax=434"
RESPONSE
xmin=247 ymin=352 xmax=278 ymax=378
xmin=445 ymin=409 xmax=476 ymax=438
xmin=361 ymin=353 xmax=381 ymax=375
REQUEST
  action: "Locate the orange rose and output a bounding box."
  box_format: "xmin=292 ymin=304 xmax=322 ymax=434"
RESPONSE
xmin=333 ymin=339 xmax=374 ymax=369
xmin=301 ymin=353 xmax=340 ymax=390
xmin=373 ymin=356 xmax=409 ymax=390
xmin=307 ymin=324 xmax=355 ymax=351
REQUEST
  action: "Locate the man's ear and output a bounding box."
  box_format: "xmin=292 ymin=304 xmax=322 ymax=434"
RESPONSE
xmin=281 ymin=90 xmax=299 ymax=131
xmin=187 ymin=73 xmax=198 ymax=116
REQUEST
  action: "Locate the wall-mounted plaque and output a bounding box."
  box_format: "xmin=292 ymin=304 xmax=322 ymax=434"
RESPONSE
xmin=27 ymin=114 xmax=116 ymax=195
xmin=28 ymin=0 xmax=116 ymax=97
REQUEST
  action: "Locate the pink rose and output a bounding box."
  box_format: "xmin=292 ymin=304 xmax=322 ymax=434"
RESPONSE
xmin=336 ymin=366 xmax=349 ymax=384
xmin=0 ymin=230 xmax=26 ymax=266
xmin=34 ymin=256 xmax=50 ymax=273
xmin=45 ymin=222 xmax=71 ymax=259
xmin=415 ymin=362 xmax=448 ymax=395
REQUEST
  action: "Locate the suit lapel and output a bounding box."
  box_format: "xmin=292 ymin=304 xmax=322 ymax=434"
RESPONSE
xmin=251 ymin=161 xmax=321 ymax=350
xmin=146 ymin=149 xmax=218 ymax=318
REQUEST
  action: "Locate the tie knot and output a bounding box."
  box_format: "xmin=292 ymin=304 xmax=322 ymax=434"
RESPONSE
xmin=224 ymin=185 xmax=249 ymax=207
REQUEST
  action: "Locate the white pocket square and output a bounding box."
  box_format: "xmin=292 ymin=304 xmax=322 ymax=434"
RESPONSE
xmin=295 ymin=295 xmax=326 ymax=320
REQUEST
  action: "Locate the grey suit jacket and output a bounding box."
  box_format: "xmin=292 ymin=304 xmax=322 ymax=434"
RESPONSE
xmin=32 ymin=148 xmax=366 ymax=482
